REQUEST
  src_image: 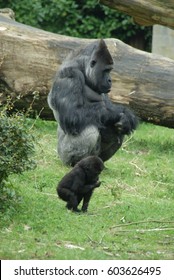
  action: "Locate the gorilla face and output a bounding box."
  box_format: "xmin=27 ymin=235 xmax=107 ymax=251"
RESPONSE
xmin=85 ymin=39 xmax=113 ymax=94
xmin=85 ymin=59 xmax=113 ymax=94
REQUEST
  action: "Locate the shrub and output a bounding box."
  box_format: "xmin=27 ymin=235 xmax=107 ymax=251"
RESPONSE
xmin=0 ymin=101 xmax=36 ymax=204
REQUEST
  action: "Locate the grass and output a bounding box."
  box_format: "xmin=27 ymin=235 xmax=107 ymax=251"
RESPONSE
xmin=0 ymin=119 xmax=174 ymax=260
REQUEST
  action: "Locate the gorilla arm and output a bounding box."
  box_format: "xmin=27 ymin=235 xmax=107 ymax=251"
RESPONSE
xmin=84 ymin=85 xmax=102 ymax=102
xmin=101 ymin=94 xmax=138 ymax=135
xmin=49 ymin=68 xmax=95 ymax=135
xmin=84 ymin=86 xmax=138 ymax=135
xmin=77 ymin=180 xmax=101 ymax=194
xmin=49 ymin=67 xmax=120 ymax=135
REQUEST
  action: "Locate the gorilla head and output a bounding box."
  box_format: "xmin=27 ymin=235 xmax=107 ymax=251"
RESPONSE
xmin=84 ymin=39 xmax=113 ymax=94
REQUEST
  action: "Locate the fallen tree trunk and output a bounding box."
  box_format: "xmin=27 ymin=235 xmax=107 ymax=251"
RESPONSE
xmin=100 ymin=0 xmax=174 ymax=29
xmin=0 ymin=14 xmax=174 ymax=128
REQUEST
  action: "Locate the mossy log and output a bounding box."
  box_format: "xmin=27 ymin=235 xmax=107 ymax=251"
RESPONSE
xmin=0 ymin=13 xmax=174 ymax=127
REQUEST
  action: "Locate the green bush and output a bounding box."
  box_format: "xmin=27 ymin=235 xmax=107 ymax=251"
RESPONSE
xmin=0 ymin=102 xmax=36 ymax=203
xmin=0 ymin=0 xmax=152 ymax=51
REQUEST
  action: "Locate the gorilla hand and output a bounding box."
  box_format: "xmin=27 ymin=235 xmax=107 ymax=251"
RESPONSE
xmin=93 ymin=181 xmax=101 ymax=188
xmin=115 ymin=110 xmax=138 ymax=135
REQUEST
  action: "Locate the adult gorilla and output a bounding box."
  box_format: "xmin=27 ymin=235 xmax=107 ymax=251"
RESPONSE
xmin=48 ymin=39 xmax=137 ymax=166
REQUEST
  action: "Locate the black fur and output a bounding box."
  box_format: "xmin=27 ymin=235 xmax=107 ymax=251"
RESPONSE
xmin=48 ymin=39 xmax=138 ymax=165
xmin=57 ymin=156 xmax=104 ymax=212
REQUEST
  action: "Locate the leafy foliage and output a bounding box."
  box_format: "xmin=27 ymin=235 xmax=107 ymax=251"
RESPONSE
xmin=0 ymin=101 xmax=36 ymax=205
xmin=0 ymin=0 xmax=152 ymax=50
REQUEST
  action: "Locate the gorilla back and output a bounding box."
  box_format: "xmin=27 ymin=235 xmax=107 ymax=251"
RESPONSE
xmin=48 ymin=39 xmax=138 ymax=166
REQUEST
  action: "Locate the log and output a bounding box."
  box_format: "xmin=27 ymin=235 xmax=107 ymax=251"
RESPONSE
xmin=100 ymin=0 xmax=174 ymax=29
xmin=0 ymin=13 xmax=174 ymax=128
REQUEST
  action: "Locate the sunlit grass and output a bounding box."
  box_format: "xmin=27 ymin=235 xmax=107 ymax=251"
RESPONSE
xmin=0 ymin=120 xmax=174 ymax=260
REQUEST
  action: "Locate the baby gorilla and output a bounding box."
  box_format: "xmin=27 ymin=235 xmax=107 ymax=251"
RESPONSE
xmin=57 ymin=156 xmax=104 ymax=212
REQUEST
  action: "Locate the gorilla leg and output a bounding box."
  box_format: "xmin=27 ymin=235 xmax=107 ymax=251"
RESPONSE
xmin=81 ymin=190 xmax=93 ymax=212
xmin=78 ymin=182 xmax=100 ymax=194
xmin=76 ymin=182 xmax=101 ymax=212
xmin=58 ymin=125 xmax=101 ymax=166
xmin=58 ymin=123 xmax=124 ymax=164
xmin=76 ymin=193 xmax=84 ymax=208
xmin=99 ymin=126 xmax=124 ymax=162
xmin=58 ymin=188 xmax=79 ymax=211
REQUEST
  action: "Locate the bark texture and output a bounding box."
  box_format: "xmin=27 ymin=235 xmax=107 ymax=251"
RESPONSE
xmin=100 ymin=0 xmax=174 ymax=29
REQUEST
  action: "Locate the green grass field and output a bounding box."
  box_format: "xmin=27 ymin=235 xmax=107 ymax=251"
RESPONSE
xmin=0 ymin=119 xmax=174 ymax=260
